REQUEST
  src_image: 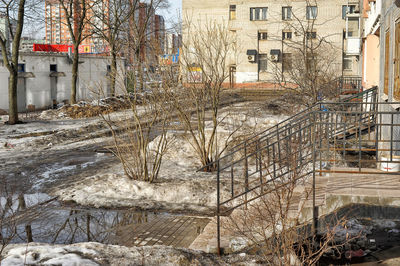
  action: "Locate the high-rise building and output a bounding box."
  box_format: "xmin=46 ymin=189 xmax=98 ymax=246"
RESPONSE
xmin=45 ymin=0 xmax=108 ymax=53
xmin=125 ymin=3 xmax=166 ymax=66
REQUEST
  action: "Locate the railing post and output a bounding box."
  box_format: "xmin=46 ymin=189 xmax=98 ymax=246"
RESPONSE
xmin=217 ymin=160 xmax=221 ymax=255
xmin=231 ymin=164 xmax=234 ymax=198
xmin=312 ymin=111 xmax=318 ymax=236
xmin=244 ymin=143 xmax=249 ymax=209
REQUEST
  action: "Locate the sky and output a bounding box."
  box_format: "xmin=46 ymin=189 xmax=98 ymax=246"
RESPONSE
xmin=160 ymin=0 xmax=182 ymax=29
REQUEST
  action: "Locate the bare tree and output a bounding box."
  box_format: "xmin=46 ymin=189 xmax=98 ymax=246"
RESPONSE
xmin=0 ymin=0 xmax=26 ymax=124
xmin=126 ymin=0 xmax=168 ymax=92
xmin=268 ymin=0 xmax=341 ymax=106
xmin=225 ymin=141 xmax=355 ymax=265
xmin=102 ymin=83 xmax=171 ymax=183
xmin=58 ymin=0 xmax=95 ymax=104
xmin=167 ymin=19 xmax=238 ymax=169
xmin=90 ymin=0 xmax=135 ymax=96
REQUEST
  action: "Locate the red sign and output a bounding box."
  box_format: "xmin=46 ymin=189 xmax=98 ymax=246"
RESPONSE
xmin=33 ymin=44 xmax=74 ymax=53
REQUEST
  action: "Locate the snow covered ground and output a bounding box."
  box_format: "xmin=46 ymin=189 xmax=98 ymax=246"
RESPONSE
xmin=42 ymin=102 xmax=287 ymax=213
xmin=1 ymin=242 xmax=262 ymax=265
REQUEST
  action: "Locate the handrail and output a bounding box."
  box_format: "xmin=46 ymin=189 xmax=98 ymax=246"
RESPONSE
xmin=212 ymin=85 xmax=400 ymax=253
xmin=198 ymin=87 xmax=377 ymax=172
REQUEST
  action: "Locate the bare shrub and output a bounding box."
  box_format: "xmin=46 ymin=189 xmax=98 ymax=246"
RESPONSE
xmin=166 ymin=19 xmax=239 ymax=170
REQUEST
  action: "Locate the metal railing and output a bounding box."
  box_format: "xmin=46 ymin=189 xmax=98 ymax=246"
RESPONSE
xmin=209 ymin=87 xmax=400 ymax=253
xmin=338 ymin=76 xmax=362 ymax=95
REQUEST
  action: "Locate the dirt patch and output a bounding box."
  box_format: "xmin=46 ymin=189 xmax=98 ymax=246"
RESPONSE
xmin=39 ymin=96 xmax=140 ymax=120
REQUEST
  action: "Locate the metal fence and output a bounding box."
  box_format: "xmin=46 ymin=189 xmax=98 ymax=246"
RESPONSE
xmin=208 ymin=86 xmax=400 ymax=253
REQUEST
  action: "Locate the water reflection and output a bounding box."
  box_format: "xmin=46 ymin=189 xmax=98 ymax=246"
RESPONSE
xmin=2 ymin=195 xmax=159 ymax=246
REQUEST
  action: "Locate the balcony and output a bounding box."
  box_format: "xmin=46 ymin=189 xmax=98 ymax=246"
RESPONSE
xmin=364 ymin=0 xmax=381 ymax=36
xmin=345 ymin=38 xmax=361 ymax=55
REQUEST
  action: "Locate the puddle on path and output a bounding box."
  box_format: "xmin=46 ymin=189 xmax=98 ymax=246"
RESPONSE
xmin=2 ymin=150 xmax=115 ymax=194
xmin=2 ymin=193 xmax=210 ymax=249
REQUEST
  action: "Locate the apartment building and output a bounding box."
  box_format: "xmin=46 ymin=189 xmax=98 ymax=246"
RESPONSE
xmin=44 ymin=0 xmax=107 ymax=52
xmin=0 ymin=13 xmax=16 ymax=53
xmin=124 ymin=3 xmax=166 ymax=67
xmin=182 ymin=0 xmax=361 ymax=87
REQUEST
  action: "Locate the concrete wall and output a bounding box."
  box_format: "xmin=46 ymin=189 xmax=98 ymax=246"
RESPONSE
xmin=0 ymin=52 xmax=126 ymax=112
xmin=183 ymin=0 xmax=360 ymax=86
xmin=362 ymin=34 xmax=380 ymax=89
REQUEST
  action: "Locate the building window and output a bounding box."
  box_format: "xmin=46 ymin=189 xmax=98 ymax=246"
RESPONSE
xmin=258 ymin=31 xmax=268 ymax=40
xmin=282 ymin=6 xmax=292 ymax=20
xmin=342 ymin=5 xmax=357 ymax=19
xmin=229 ymin=5 xmax=236 ymax=20
xmin=18 ymin=64 xmax=25 ymax=72
xmin=282 ymin=53 xmax=292 ymax=72
xmin=306 ymin=6 xmax=317 ymax=20
xmin=306 ymin=55 xmax=317 ymax=72
xmin=259 ymin=54 xmax=268 ymax=72
xmin=343 ymin=56 xmax=352 ymax=70
xmin=306 ymin=31 xmax=317 ymax=39
xmin=50 ymin=64 xmax=57 ymax=72
xmin=282 ymin=31 xmax=292 ymax=40
xmin=250 ymin=7 xmax=268 ymax=21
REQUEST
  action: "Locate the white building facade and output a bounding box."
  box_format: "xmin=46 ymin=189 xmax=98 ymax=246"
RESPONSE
xmin=0 ymin=52 xmax=126 ymax=112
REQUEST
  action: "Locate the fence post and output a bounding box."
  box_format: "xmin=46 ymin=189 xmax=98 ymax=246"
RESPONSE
xmin=217 ymin=160 xmax=221 ymax=255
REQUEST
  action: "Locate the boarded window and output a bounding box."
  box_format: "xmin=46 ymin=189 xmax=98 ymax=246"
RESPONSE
xmin=384 ymin=31 xmax=390 ymax=95
xmin=395 ymin=23 xmax=400 ymax=100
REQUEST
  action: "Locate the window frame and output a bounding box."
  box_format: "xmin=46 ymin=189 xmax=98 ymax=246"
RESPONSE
xmin=282 ymin=31 xmax=292 ymax=40
xmin=229 ymin=5 xmax=236 ymax=20
xmin=306 ymin=6 xmax=318 ymax=20
xmin=258 ymin=31 xmax=268 ymax=40
xmin=250 ymin=7 xmax=268 ymax=21
xmin=258 ymin=54 xmax=268 ymax=72
xmin=306 ymin=31 xmax=317 ymax=39
xmin=343 ymin=56 xmax=352 ymax=71
xmin=282 ymin=6 xmax=292 ymax=20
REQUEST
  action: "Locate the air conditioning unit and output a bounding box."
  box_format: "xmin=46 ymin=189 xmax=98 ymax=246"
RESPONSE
xmin=246 ymin=49 xmax=257 ymax=63
xmin=270 ymin=54 xmax=279 ymax=62
xmin=270 ymin=49 xmax=281 ymax=62
xmin=248 ymin=55 xmax=256 ymax=62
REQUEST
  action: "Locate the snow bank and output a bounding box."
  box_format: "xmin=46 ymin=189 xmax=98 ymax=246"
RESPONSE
xmin=2 ymin=243 xmax=99 ymax=266
xmin=52 ymin=171 xmax=230 ymax=213
xmin=1 ymin=242 xmax=261 ymax=265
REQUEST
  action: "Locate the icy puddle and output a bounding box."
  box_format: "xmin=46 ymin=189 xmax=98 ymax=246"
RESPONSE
xmin=3 ymin=194 xmax=210 ymax=249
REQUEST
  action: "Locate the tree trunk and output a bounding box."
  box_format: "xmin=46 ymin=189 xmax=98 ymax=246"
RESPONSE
xmin=111 ymin=49 xmax=117 ymax=96
xmin=7 ymin=70 xmax=19 ymax=124
xmin=71 ymin=45 xmax=79 ymax=104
